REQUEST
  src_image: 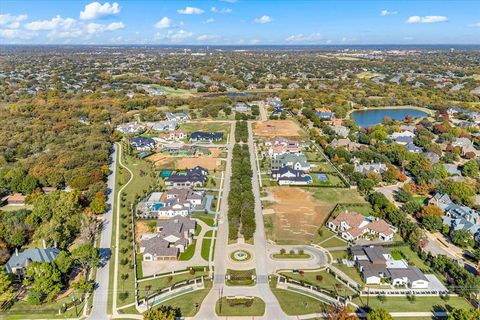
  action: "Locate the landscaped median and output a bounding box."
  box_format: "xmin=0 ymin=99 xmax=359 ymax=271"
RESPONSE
xmin=272 ymin=248 xmax=311 ymax=259
xmin=226 ymin=269 xmax=256 ymax=286
xmin=215 ymin=297 xmax=265 ymax=317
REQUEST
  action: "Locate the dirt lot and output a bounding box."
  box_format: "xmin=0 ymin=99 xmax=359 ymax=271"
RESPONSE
xmin=253 ymin=119 xmax=306 ymax=137
xmin=147 ymin=147 xmax=224 ymax=170
xmin=264 ymin=187 xmax=332 ymax=244
xmin=136 ymin=220 xmax=155 ymax=242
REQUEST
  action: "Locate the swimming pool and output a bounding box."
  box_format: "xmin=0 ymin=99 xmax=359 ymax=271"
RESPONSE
xmin=152 ymin=203 xmax=164 ymax=211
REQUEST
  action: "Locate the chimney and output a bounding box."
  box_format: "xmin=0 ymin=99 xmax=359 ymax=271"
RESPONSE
xmin=54 ymin=241 xmax=57 ymax=249
xmin=15 ymin=248 xmax=19 ymax=256
xmin=42 ymin=239 xmax=47 ymax=249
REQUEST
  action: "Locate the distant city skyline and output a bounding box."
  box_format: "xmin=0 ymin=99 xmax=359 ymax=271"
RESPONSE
xmin=1 ymin=0 xmax=479 ymax=45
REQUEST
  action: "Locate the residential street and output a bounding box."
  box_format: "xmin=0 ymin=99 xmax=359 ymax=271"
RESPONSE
xmin=88 ymin=144 xmax=117 ymax=320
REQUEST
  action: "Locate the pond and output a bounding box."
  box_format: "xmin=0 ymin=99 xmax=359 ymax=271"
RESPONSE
xmin=351 ymin=108 xmax=428 ymax=128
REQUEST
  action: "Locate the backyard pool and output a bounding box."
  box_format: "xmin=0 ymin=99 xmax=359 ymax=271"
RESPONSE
xmin=152 ymin=203 xmax=164 ymax=211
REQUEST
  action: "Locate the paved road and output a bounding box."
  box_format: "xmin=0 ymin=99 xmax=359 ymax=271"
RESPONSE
xmin=88 ymin=144 xmax=117 ymax=319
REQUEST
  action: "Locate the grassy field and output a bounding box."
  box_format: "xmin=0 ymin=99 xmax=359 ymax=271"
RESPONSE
xmin=215 ymin=297 xmax=265 ymax=316
xmin=272 ymin=253 xmax=311 ymax=259
xmin=270 ymin=281 xmax=330 ymax=315
xmin=201 ymin=238 xmax=213 ymax=261
xmin=2 ymin=293 xmax=87 ymax=319
xmin=312 ymin=188 xmax=366 ymax=205
xmin=330 ymin=250 xmax=349 ymax=261
xmin=179 ymin=240 xmax=197 ymax=261
xmin=158 ymin=280 xmax=212 ymax=317
xmin=192 ymin=212 xmax=215 ymax=227
xmin=137 ymin=270 xmax=208 ymax=300
xmin=335 ymin=264 xmax=364 ymax=284
xmin=280 ymin=270 xmax=355 ymax=297
xmin=390 ymin=244 xmax=430 ymax=271
xmin=318 ymin=236 xmax=347 ymax=248
xmin=0 ymin=204 xmax=32 ymax=212
xmin=352 ymin=295 xmax=472 ymax=312
xmin=179 ymin=122 xmax=231 ymax=135
xmin=112 ymin=144 xmax=162 ymax=309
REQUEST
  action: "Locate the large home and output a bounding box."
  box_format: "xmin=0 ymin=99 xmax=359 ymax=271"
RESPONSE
xmin=1 ymin=193 xmax=26 ymax=206
xmin=189 ymin=132 xmax=223 ymax=143
xmin=137 ymin=189 xmax=203 ymax=218
xmin=350 ymin=246 xmax=429 ymax=289
xmin=5 ymin=247 xmax=60 ymax=276
xmin=330 ymin=125 xmax=350 ymax=138
xmin=451 ymin=137 xmax=479 ymax=157
xmin=328 ymin=211 xmax=397 ymax=242
xmin=160 ymin=144 xmax=210 ymax=157
xmin=116 ymin=121 xmax=146 ymax=134
xmin=271 ymin=167 xmax=312 ymax=185
xmin=405 ymin=142 xmax=423 ymax=153
xmin=391 ymin=130 xmax=415 ymax=140
xmin=165 ymin=166 xmax=208 ymax=188
xmin=151 ymin=121 xmax=177 ymax=132
xmin=330 ymin=138 xmax=362 ymax=151
xmin=139 ymin=215 xmax=196 ymax=261
xmin=130 ymin=136 xmax=156 ymax=151
xmin=233 ymin=103 xmax=251 ymax=112
xmin=316 ymin=108 xmax=335 ymax=119
xmin=165 ymin=112 xmax=189 ymax=123
xmin=430 ymin=193 xmax=480 ymax=241
xmin=265 ymin=138 xmax=302 ymax=159
xmin=271 ymin=153 xmax=310 ymax=172
xmin=353 ymin=159 xmax=387 ymax=175
xmin=157 ymin=130 xmax=188 ymax=141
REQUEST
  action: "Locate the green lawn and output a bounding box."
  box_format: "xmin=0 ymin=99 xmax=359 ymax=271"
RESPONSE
xmin=319 ymin=236 xmax=347 ymax=248
xmin=272 ymin=253 xmax=311 ymax=259
xmin=194 ymin=224 xmax=202 ymax=236
xmin=201 ymin=238 xmax=212 ymax=261
xmin=270 ymin=281 xmax=329 ymax=315
xmin=3 ymin=294 xmax=87 ymax=319
xmin=313 ymin=188 xmax=366 ymax=204
xmin=215 ymin=297 xmax=265 ymax=316
xmin=353 ymin=295 xmax=472 ymax=312
xmin=332 ymin=203 xmax=373 ymax=216
xmin=137 ymin=270 xmax=208 ymax=300
xmin=280 ymin=270 xmax=355 ymax=297
xmin=204 ymin=230 xmax=213 ymax=237
xmin=312 ymin=226 xmax=337 ymax=244
xmin=192 ymin=212 xmax=215 ymax=227
xmin=114 ymin=144 xmax=163 ymax=309
xmin=392 ymin=244 xmax=430 ymax=271
xmin=329 ymin=250 xmax=348 ymax=261
xmin=413 ymin=196 xmax=428 ymax=205
xmin=179 ymin=240 xmax=197 ymax=261
xmin=156 ymin=280 xmax=212 ymax=317
xmin=179 ymin=122 xmax=231 ymax=136
xmin=335 ymin=264 xmax=364 ymax=284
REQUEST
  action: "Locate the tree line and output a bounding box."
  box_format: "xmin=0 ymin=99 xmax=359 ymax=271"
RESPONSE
xmin=228 ymin=144 xmax=256 ymax=241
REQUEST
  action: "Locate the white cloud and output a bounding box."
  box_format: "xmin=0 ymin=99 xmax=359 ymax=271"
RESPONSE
xmin=155 ymin=17 xmax=172 ymax=29
xmin=285 ymin=33 xmax=322 ymax=43
xmin=220 ymin=0 xmax=237 ymax=3
xmin=469 ymin=22 xmax=480 ymax=27
xmin=80 ymin=2 xmax=121 ymax=20
xmin=0 ymin=13 xmax=28 ymax=29
xmin=86 ymin=21 xmax=124 ymax=34
xmin=196 ymin=34 xmax=219 ymax=42
xmin=177 ymin=7 xmax=204 ymax=15
xmin=249 ymin=39 xmax=261 ymax=45
xmin=0 ymin=28 xmax=36 ymax=39
xmin=204 ymin=18 xmax=214 ymax=24
xmin=211 ymin=7 xmax=232 ymax=14
xmin=380 ymin=10 xmax=397 ymax=16
xmin=406 ymin=15 xmax=448 ymax=24
xmin=25 ymin=15 xmax=76 ymax=31
xmin=254 ymin=15 xmax=272 ymax=24
xmin=155 ymin=29 xmax=194 ymax=43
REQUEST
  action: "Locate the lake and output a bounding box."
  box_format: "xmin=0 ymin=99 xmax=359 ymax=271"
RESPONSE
xmin=351 ymin=108 xmax=428 ymax=128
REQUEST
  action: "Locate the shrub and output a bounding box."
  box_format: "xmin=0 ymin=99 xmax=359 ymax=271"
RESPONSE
xmin=316 ymin=275 xmax=323 ymax=282
xmin=119 ymin=292 xmax=128 ymax=301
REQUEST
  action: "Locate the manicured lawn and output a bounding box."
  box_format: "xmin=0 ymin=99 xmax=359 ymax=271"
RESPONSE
xmin=270 ymin=281 xmax=329 ymax=315
xmin=226 ymin=269 xmax=256 ymax=286
xmin=352 ymin=295 xmax=473 ymax=312
xmin=392 ymin=245 xmax=430 ymax=271
xmin=179 ymin=240 xmax=197 ymax=261
xmin=335 ymin=264 xmax=364 ymax=284
xmin=158 ymin=280 xmax=212 ymax=317
xmin=201 ymin=238 xmax=212 ymax=261
xmin=137 ymin=270 xmax=208 ymax=300
xmin=3 ymin=294 xmax=87 ymax=319
xmin=272 ymin=253 xmax=311 ymax=259
xmin=312 ymin=226 xmax=336 ymax=244
xmin=215 ymin=297 xmax=265 ymax=316
xmin=313 ymin=188 xmax=366 ymax=204
xmin=330 ymin=250 xmax=348 ymax=261
xmin=136 ymin=254 xmax=144 ymax=279
xmin=192 ymin=212 xmax=215 ymax=227
xmin=179 ymin=122 xmax=231 ymax=136
xmin=194 ymin=224 xmax=202 ymax=236
xmin=319 ymin=236 xmax=347 ymax=248
xmin=204 ymin=230 xmax=213 ymax=237
xmin=280 ymin=270 xmax=355 ymax=297
xmin=333 ymin=203 xmax=373 ymax=216
xmin=413 ymin=196 xmax=428 ymax=205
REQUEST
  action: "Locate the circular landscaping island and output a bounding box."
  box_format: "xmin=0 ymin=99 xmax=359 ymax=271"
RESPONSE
xmin=215 ymin=297 xmax=265 ymax=317
xmin=230 ymin=250 xmax=252 ymax=262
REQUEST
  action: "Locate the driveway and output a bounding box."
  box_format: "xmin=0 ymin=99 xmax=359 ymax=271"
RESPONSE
xmin=88 ymin=144 xmax=117 ymax=319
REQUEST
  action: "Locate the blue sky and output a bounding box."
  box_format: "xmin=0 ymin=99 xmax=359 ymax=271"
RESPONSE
xmin=0 ymin=1 xmax=479 ymax=44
